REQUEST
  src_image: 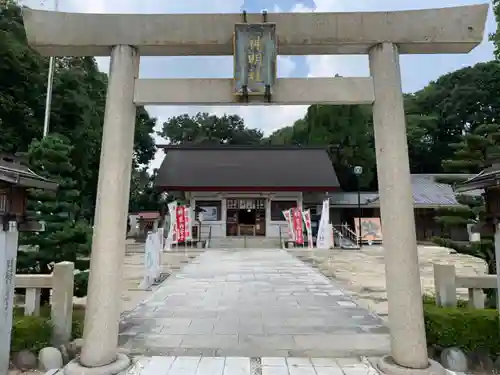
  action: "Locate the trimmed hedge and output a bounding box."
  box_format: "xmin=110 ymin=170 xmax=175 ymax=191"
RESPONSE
xmin=423 ymin=300 xmax=500 ymax=355
xmin=11 ymin=305 xmax=85 ymax=354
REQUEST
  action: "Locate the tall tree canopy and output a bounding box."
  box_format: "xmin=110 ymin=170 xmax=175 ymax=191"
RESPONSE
xmin=18 ymin=134 xmax=93 ymax=298
xmin=404 ymin=61 xmax=500 ymax=174
xmin=0 ymin=1 xmax=157 ymax=220
xmin=158 ymin=112 xmax=264 ymax=145
xmin=492 ymin=0 xmax=500 ymax=60
xmin=265 ymin=105 xmax=376 ymax=190
xmin=433 ymin=123 xmax=500 ymax=306
xmin=129 ymin=168 xmax=163 ymax=213
xmin=265 ymin=61 xmax=500 ymax=191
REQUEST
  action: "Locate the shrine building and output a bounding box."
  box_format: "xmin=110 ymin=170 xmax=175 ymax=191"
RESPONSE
xmin=154 ymin=145 xmax=339 ymax=239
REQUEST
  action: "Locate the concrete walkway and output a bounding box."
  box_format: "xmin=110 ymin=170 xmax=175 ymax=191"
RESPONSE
xmin=118 ymin=249 xmax=390 ymax=358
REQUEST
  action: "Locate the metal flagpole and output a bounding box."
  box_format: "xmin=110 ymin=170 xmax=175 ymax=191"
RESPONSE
xmin=42 ymin=0 xmax=59 ymax=138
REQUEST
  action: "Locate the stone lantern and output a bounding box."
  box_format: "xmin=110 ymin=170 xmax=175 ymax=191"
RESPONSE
xmin=0 ymin=154 xmax=57 ymax=373
xmin=0 ymin=153 xmax=58 ymax=228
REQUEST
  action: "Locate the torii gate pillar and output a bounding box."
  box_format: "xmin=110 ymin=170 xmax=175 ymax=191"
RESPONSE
xmin=21 ymin=5 xmax=489 ymax=375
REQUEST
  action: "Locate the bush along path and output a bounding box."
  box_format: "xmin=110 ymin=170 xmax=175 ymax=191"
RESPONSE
xmin=10 ymin=305 xmax=84 ymax=372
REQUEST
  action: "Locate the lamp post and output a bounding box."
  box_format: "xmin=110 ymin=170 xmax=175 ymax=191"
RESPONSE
xmin=353 ymin=166 xmax=363 ymax=248
xmin=42 ymin=0 xmax=59 ymax=138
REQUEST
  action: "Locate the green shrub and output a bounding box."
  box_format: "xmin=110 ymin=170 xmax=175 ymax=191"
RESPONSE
xmin=424 ymin=303 xmax=500 ymax=355
xmin=11 ymin=305 xmax=86 ymax=354
xmin=71 ymin=306 xmax=85 ymax=339
xmin=11 ymin=315 xmax=52 ymax=353
xmin=422 ymin=294 xmax=468 ymax=308
xmin=74 ymin=271 xmax=89 ymax=298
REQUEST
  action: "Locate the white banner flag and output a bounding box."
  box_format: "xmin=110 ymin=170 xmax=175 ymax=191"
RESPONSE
xmin=139 ymin=230 xmax=162 ymax=290
xmin=282 ymin=209 xmax=295 ymax=241
xmin=316 ymin=199 xmax=332 ymax=249
xmin=166 ymin=201 xmax=178 ymax=250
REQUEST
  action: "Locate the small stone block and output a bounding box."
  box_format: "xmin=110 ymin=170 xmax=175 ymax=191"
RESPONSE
xmin=262 ymin=358 xmax=288 ymax=367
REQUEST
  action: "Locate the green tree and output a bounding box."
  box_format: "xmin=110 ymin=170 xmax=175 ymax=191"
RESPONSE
xmin=0 ymin=2 xmax=157 ymax=221
xmin=304 ymin=105 xmax=375 ymax=190
xmin=405 ymin=61 xmax=500 ymax=173
xmin=158 ymin=112 xmax=263 ymax=145
xmin=17 ymin=134 xmax=92 ymax=300
xmin=265 ymin=104 xmax=376 ymax=190
xmin=433 ymin=124 xmax=500 ymax=299
xmin=492 ymin=0 xmax=500 ymax=60
xmin=129 ymin=168 xmax=162 ymax=213
xmin=263 ymin=119 xmax=306 ymax=146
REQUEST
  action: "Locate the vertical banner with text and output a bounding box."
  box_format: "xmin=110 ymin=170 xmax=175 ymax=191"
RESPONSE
xmin=316 ymin=199 xmax=331 ymax=249
xmin=292 ymin=207 xmax=304 ymax=245
xmin=184 ymin=206 xmax=192 ymax=241
xmin=302 ymin=209 xmax=313 ymax=249
xmin=176 ymin=205 xmax=186 ymax=243
xmin=167 ymin=201 xmax=178 ymax=248
xmin=282 ymin=209 xmax=295 ymax=241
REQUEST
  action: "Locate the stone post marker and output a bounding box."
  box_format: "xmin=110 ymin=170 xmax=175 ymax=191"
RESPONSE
xmin=433 ymin=263 xmax=457 ymax=308
xmin=51 ymin=261 xmax=75 ymax=347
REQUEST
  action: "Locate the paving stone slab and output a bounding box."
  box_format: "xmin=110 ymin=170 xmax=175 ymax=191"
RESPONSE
xmin=120 ymin=356 xmax=381 ymax=375
xmin=119 ymin=249 xmax=389 ymax=357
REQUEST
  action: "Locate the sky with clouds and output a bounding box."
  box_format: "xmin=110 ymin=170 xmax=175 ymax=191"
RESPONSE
xmin=25 ymin=0 xmax=496 ymax=169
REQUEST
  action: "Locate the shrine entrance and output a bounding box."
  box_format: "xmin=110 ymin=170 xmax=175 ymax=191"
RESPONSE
xmin=20 ymin=4 xmax=488 ymax=375
xmin=226 ymin=198 xmax=266 ymax=237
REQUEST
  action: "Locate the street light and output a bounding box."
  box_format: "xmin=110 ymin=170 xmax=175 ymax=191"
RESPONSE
xmin=353 ymin=166 xmax=363 ymax=248
xmin=42 ymin=0 xmax=59 ymax=138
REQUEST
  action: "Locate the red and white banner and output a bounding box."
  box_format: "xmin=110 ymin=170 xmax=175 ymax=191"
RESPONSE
xmin=302 ymin=209 xmax=313 ymax=249
xmin=175 ymin=206 xmax=187 ymax=243
xmin=184 ymin=206 xmax=192 ymax=240
xmin=292 ymin=207 xmax=304 ymax=245
xmin=282 ymin=209 xmax=295 ymax=241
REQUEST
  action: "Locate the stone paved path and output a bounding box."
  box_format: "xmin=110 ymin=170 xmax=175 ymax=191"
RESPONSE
xmin=121 ymin=356 xmax=383 ymax=375
xmin=118 ymin=249 xmax=389 ymax=358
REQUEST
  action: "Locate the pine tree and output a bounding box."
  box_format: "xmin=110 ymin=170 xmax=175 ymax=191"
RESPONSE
xmin=434 ymin=124 xmax=500 ymax=285
xmin=17 ymin=134 xmax=92 ymax=300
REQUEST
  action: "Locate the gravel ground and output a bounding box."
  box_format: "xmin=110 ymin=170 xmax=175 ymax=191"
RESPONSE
xmin=290 ymin=245 xmax=487 ymax=318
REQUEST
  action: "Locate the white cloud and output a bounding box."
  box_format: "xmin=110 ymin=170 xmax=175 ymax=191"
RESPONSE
xmin=288 ymin=1 xmax=369 ymax=79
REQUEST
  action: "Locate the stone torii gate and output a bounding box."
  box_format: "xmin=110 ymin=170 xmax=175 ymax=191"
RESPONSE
xmin=22 ymin=5 xmax=488 ymax=375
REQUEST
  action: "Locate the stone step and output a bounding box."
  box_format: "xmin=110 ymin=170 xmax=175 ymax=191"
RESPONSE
xmin=209 ymin=237 xmax=281 ymax=249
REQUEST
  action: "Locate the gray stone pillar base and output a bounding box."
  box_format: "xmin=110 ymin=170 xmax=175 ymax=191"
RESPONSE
xmin=64 ymin=353 xmax=131 ymax=375
xmin=376 ymin=356 xmax=447 ymax=375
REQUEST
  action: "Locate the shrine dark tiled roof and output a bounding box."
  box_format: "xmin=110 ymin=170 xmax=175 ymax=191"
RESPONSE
xmin=155 ymin=145 xmax=339 ymax=190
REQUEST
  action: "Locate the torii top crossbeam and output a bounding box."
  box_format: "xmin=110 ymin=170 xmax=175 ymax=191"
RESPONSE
xmin=22 ymin=4 xmax=488 ymax=57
